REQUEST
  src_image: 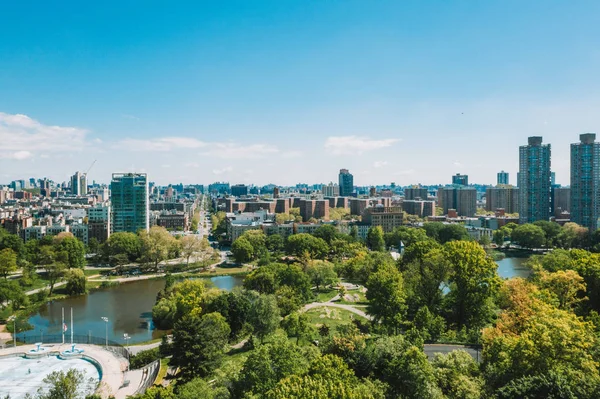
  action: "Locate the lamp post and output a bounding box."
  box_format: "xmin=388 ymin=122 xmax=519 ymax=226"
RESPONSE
xmin=101 ymin=317 xmax=108 ymax=349
xmin=123 ymin=333 xmax=131 ymax=371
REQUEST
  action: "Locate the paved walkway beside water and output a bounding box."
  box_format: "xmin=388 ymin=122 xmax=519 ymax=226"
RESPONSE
xmin=0 ymin=343 xmax=138 ymax=399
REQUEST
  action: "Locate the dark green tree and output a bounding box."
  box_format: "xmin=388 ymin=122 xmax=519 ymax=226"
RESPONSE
xmin=171 ymin=312 xmax=231 ymax=379
xmin=366 ymin=226 xmax=386 ymax=252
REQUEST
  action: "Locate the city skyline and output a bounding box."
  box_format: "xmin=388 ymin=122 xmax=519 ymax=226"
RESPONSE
xmin=2 ymin=2 xmax=600 ymax=185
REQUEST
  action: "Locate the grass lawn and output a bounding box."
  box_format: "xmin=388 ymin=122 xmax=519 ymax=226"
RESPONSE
xmin=304 ymin=306 xmax=367 ymax=330
xmin=155 ymin=358 xmax=170 ymax=385
xmin=314 ymin=289 xmax=337 ymax=303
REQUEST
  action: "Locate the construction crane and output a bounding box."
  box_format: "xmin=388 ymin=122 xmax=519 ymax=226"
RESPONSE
xmin=85 ymin=159 xmax=97 ymax=176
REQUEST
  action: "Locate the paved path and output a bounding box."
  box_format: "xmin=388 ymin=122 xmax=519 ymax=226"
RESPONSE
xmin=302 ymin=301 xmax=372 ymax=320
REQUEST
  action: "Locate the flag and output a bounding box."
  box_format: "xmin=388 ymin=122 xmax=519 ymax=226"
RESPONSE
xmin=63 ymin=323 xmax=68 ymax=332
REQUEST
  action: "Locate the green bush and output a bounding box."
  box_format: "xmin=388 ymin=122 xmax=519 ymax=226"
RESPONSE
xmin=129 ymin=347 xmax=160 ymax=369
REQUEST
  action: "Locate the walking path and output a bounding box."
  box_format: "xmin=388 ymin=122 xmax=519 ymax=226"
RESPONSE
xmin=302 ymin=301 xmax=372 ymax=320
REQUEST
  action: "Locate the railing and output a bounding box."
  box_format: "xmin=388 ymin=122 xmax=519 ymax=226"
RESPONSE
xmin=16 ymin=334 xmax=129 ymax=359
xmin=134 ymin=359 xmax=160 ymax=395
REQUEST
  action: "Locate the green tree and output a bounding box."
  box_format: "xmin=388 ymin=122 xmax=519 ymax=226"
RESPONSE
xmin=104 ymin=232 xmax=141 ymax=262
xmin=171 ymin=312 xmax=231 ymax=379
xmin=358 ymin=335 xmax=442 ymax=398
xmin=511 ymin=223 xmax=546 ymax=249
xmin=266 ymin=354 xmax=386 ymax=399
xmin=403 ymin=248 xmax=450 ymax=314
xmin=281 ymin=311 xmax=314 ymax=344
xmin=438 ymin=224 xmax=470 ymax=244
xmin=432 ymin=350 xmax=483 ymax=399
xmin=366 ymin=263 xmax=407 ymax=333
xmin=495 ymin=372 xmax=577 ymax=399
xmin=236 ymin=337 xmax=310 ymax=397
xmin=0 ymin=234 xmax=24 ymax=259
xmin=482 ymin=279 xmax=600 ymax=398
xmin=64 ymin=268 xmax=86 ymax=296
xmin=533 ymin=220 xmax=562 ymax=248
xmin=248 ymin=294 xmax=280 ymax=342
xmin=0 ymin=248 xmax=17 ymax=279
xmin=55 ymin=236 xmax=86 ymax=269
xmin=36 ymin=368 xmax=91 ymax=399
xmin=266 ymin=234 xmax=285 ymax=253
xmin=139 ymin=226 xmax=177 ymax=271
xmin=366 ymin=226 xmax=385 ymax=252
xmin=444 ymin=241 xmax=500 ymax=329
xmin=231 ymin=237 xmax=254 ymax=263
xmin=306 ymin=261 xmax=337 ymax=292
xmin=413 ymin=306 xmax=446 ymax=342
xmin=176 ymin=377 xmax=230 ymax=399
xmin=180 ymin=235 xmax=208 ymax=266
xmin=313 ymin=225 xmax=339 ymax=245
xmin=286 ymin=234 xmax=329 ymax=259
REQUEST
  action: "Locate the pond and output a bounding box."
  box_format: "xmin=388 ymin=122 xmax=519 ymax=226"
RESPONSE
xmin=495 ymin=256 xmax=531 ymax=279
xmin=19 ymin=275 xmax=244 ymax=345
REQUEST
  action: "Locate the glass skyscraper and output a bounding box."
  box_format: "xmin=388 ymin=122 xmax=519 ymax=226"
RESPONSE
xmin=497 ymin=170 xmax=509 ymax=185
xmin=570 ymin=133 xmax=600 ymax=231
xmin=110 ymin=173 xmax=149 ymax=233
xmin=338 ymin=168 xmax=354 ymax=197
xmin=518 ymin=136 xmax=551 ymax=224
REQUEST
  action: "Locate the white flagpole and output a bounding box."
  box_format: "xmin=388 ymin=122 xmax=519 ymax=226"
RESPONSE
xmin=62 ymin=307 xmax=64 ymax=344
xmin=70 ymin=307 xmax=73 ymax=345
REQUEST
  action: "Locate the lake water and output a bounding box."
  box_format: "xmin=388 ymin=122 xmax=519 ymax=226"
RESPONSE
xmin=495 ymin=256 xmax=531 ymax=279
xmin=19 ymin=275 xmax=244 ymax=344
xmin=20 ymin=258 xmax=525 ymax=345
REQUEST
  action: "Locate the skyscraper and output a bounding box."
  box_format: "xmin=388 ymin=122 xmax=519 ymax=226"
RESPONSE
xmin=571 ymin=133 xmax=600 ymax=230
xmin=339 ymin=169 xmax=354 ymax=197
xmin=518 ymin=137 xmax=551 ymax=224
xmin=497 ymin=170 xmax=509 ymax=185
xmin=110 ymin=173 xmax=149 ymax=233
xmin=70 ymin=171 xmax=87 ymax=196
xmin=452 ymin=173 xmax=468 ymax=186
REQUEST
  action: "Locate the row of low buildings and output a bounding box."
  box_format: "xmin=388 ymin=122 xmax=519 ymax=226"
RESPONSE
xmin=1 ymin=173 xmax=199 ymax=245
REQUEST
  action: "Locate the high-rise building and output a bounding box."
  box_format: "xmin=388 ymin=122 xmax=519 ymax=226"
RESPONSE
xmin=571 ymin=133 xmax=600 ymax=230
xmin=110 ymin=173 xmax=149 ymax=233
xmin=497 ymin=171 xmax=509 ymax=185
xmin=338 ymin=169 xmax=354 ymax=197
xmin=438 ymin=186 xmax=477 ymax=217
xmin=553 ymin=187 xmax=571 ymax=218
xmin=404 ymin=186 xmax=429 ymax=200
xmin=322 ymin=182 xmax=340 ymax=197
xmin=231 ymin=184 xmax=248 ymax=197
xmin=486 ymin=186 xmax=519 ymax=214
xmin=452 ymin=173 xmax=469 ymax=186
xmin=518 ymin=136 xmax=551 ymax=224
xmin=70 ymin=172 xmax=87 ymax=196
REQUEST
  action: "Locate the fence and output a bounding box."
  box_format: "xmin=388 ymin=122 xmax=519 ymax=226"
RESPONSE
xmin=134 ymin=359 xmax=161 ymax=395
xmin=16 ymin=334 xmax=130 ymax=359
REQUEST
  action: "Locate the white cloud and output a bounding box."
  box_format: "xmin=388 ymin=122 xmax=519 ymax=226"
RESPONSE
xmin=373 ymin=161 xmax=389 ymax=168
xmin=0 ymin=150 xmax=33 ymax=160
xmin=212 ymin=166 xmax=233 ymax=175
xmin=161 ymin=164 xmax=171 ymax=168
xmin=206 ymin=143 xmax=279 ymax=159
xmin=121 ymin=114 xmax=140 ymax=121
xmin=453 ymin=161 xmax=463 ymax=167
xmin=185 ymin=162 xmax=200 ymax=168
xmin=0 ymin=112 xmax=88 ymax=156
xmin=117 ymin=137 xmax=207 ymax=151
xmin=324 ymin=136 xmax=399 ymax=155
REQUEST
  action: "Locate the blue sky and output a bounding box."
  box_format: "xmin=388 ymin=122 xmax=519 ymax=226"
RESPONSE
xmin=1 ymin=1 xmax=600 ymax=186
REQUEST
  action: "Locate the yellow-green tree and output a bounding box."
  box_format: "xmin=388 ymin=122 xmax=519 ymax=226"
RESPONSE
xmin=444 ymin=241 xmax=501 ymax=329
xmin=482 ymin=279 xmax=600 ymax=397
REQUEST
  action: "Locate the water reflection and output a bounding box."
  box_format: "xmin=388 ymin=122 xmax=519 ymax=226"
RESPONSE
xmin=21 ymin=275 xmax=243 ymax=344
